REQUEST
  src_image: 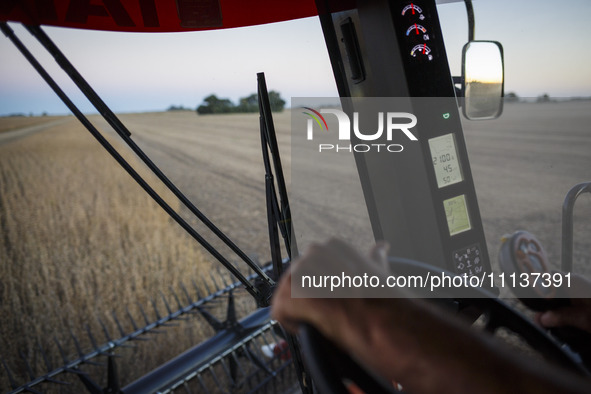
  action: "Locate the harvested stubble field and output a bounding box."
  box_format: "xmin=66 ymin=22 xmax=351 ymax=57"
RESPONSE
xmin=0 ymin=115 xmax=257 ymax=392
xmin=1 ymin=101 xmax=591 ymax=392
xmin=0 ymin=116 xmax=68 ymax=134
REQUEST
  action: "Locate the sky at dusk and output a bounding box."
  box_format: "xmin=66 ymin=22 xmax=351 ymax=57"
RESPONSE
xmin=1 ymin=0 xmax=591 ymax=116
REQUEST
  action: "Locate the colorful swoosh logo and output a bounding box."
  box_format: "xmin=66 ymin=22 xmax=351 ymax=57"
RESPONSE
xmin=302 ymin=107 xmax=328 ymax=131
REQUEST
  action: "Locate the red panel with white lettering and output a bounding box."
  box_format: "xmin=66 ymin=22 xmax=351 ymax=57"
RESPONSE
xmin=0 ymin=0 xmax=323 ymax=32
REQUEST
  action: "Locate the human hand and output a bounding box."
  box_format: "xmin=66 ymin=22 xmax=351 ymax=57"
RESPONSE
xmin=270 ymin=239 xmax=391 ymax=343
xmin=536 ymin=274 xmax=591 ymax=334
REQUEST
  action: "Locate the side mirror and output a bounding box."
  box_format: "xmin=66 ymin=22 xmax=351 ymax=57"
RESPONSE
xmin=462 ymin=41 xmax=504 ymax=120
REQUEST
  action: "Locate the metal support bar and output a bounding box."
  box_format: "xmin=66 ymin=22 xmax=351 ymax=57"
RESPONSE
xmin=561 ymin=182 xmax=591 ymax=272
xmin=464 ymin=0 xmax=475 ymax=41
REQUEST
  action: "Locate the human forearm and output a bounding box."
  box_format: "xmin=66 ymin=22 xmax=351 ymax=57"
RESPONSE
xmin=343 ymin=298 xmax=590 ymax=394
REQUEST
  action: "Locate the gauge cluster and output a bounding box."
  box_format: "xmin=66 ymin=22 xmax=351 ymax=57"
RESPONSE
xmin=319 ymin=0 xmax=492 ymax=278
xmin=401 ymin=3 xmax=435 ymax=62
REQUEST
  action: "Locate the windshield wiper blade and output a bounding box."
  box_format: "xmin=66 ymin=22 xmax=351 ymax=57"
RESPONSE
xmin=258 ymin=72 xmax=298 ymax=268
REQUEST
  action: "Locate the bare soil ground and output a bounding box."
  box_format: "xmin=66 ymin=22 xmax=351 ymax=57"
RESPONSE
xmin=463 ymin=101 xmax=591 ymax=278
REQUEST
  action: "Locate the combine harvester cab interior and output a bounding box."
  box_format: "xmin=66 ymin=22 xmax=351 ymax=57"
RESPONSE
xmin=2 ymin=0 xmax=591 ymax=393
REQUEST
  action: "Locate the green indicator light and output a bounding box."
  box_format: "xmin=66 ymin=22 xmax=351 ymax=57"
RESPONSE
xmin=442 ymin=113 xmax=451 ymax=119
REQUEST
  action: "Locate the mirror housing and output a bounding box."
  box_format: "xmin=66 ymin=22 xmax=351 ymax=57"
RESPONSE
xmin=461 ymin=41 xmax=504 ymax=120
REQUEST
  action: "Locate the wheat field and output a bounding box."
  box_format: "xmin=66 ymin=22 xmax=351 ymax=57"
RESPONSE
xmin=0 ymin=116 xmax=246 ymax=391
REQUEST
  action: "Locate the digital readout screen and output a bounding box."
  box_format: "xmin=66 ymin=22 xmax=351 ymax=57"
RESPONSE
xmin=428 ymin=133 xmax=463 ymax=188
xmin=443 ymin=195 xmax=471 ymax=236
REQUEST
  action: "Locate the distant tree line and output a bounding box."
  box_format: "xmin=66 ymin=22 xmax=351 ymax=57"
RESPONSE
xmin=2 ymin=112 xmax=49 ymax=117
xmin=504 ymin=92 xmax=564 ymax=103
xmin=196 ymin=91 xmax=285 ymax=115
xmin=167 ymin=105 xmax=191 ymax=111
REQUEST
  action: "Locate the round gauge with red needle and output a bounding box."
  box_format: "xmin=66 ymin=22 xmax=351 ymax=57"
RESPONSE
xmin=410 ymin=43 xmax=433 ymax=61
xmin=402 ymin=3 xmax=426 ymax=20
xmin=402 ymin=3 xmax=423 ymax=16
xmin=406 ymin=23 xmax=427 ymax=36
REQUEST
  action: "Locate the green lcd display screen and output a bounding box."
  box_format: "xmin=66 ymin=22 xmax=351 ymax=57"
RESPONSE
xmin=443 ymin=195 xmax=471 ymax=236
xmin=428 ymin=133 xmax=463 ymax=188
